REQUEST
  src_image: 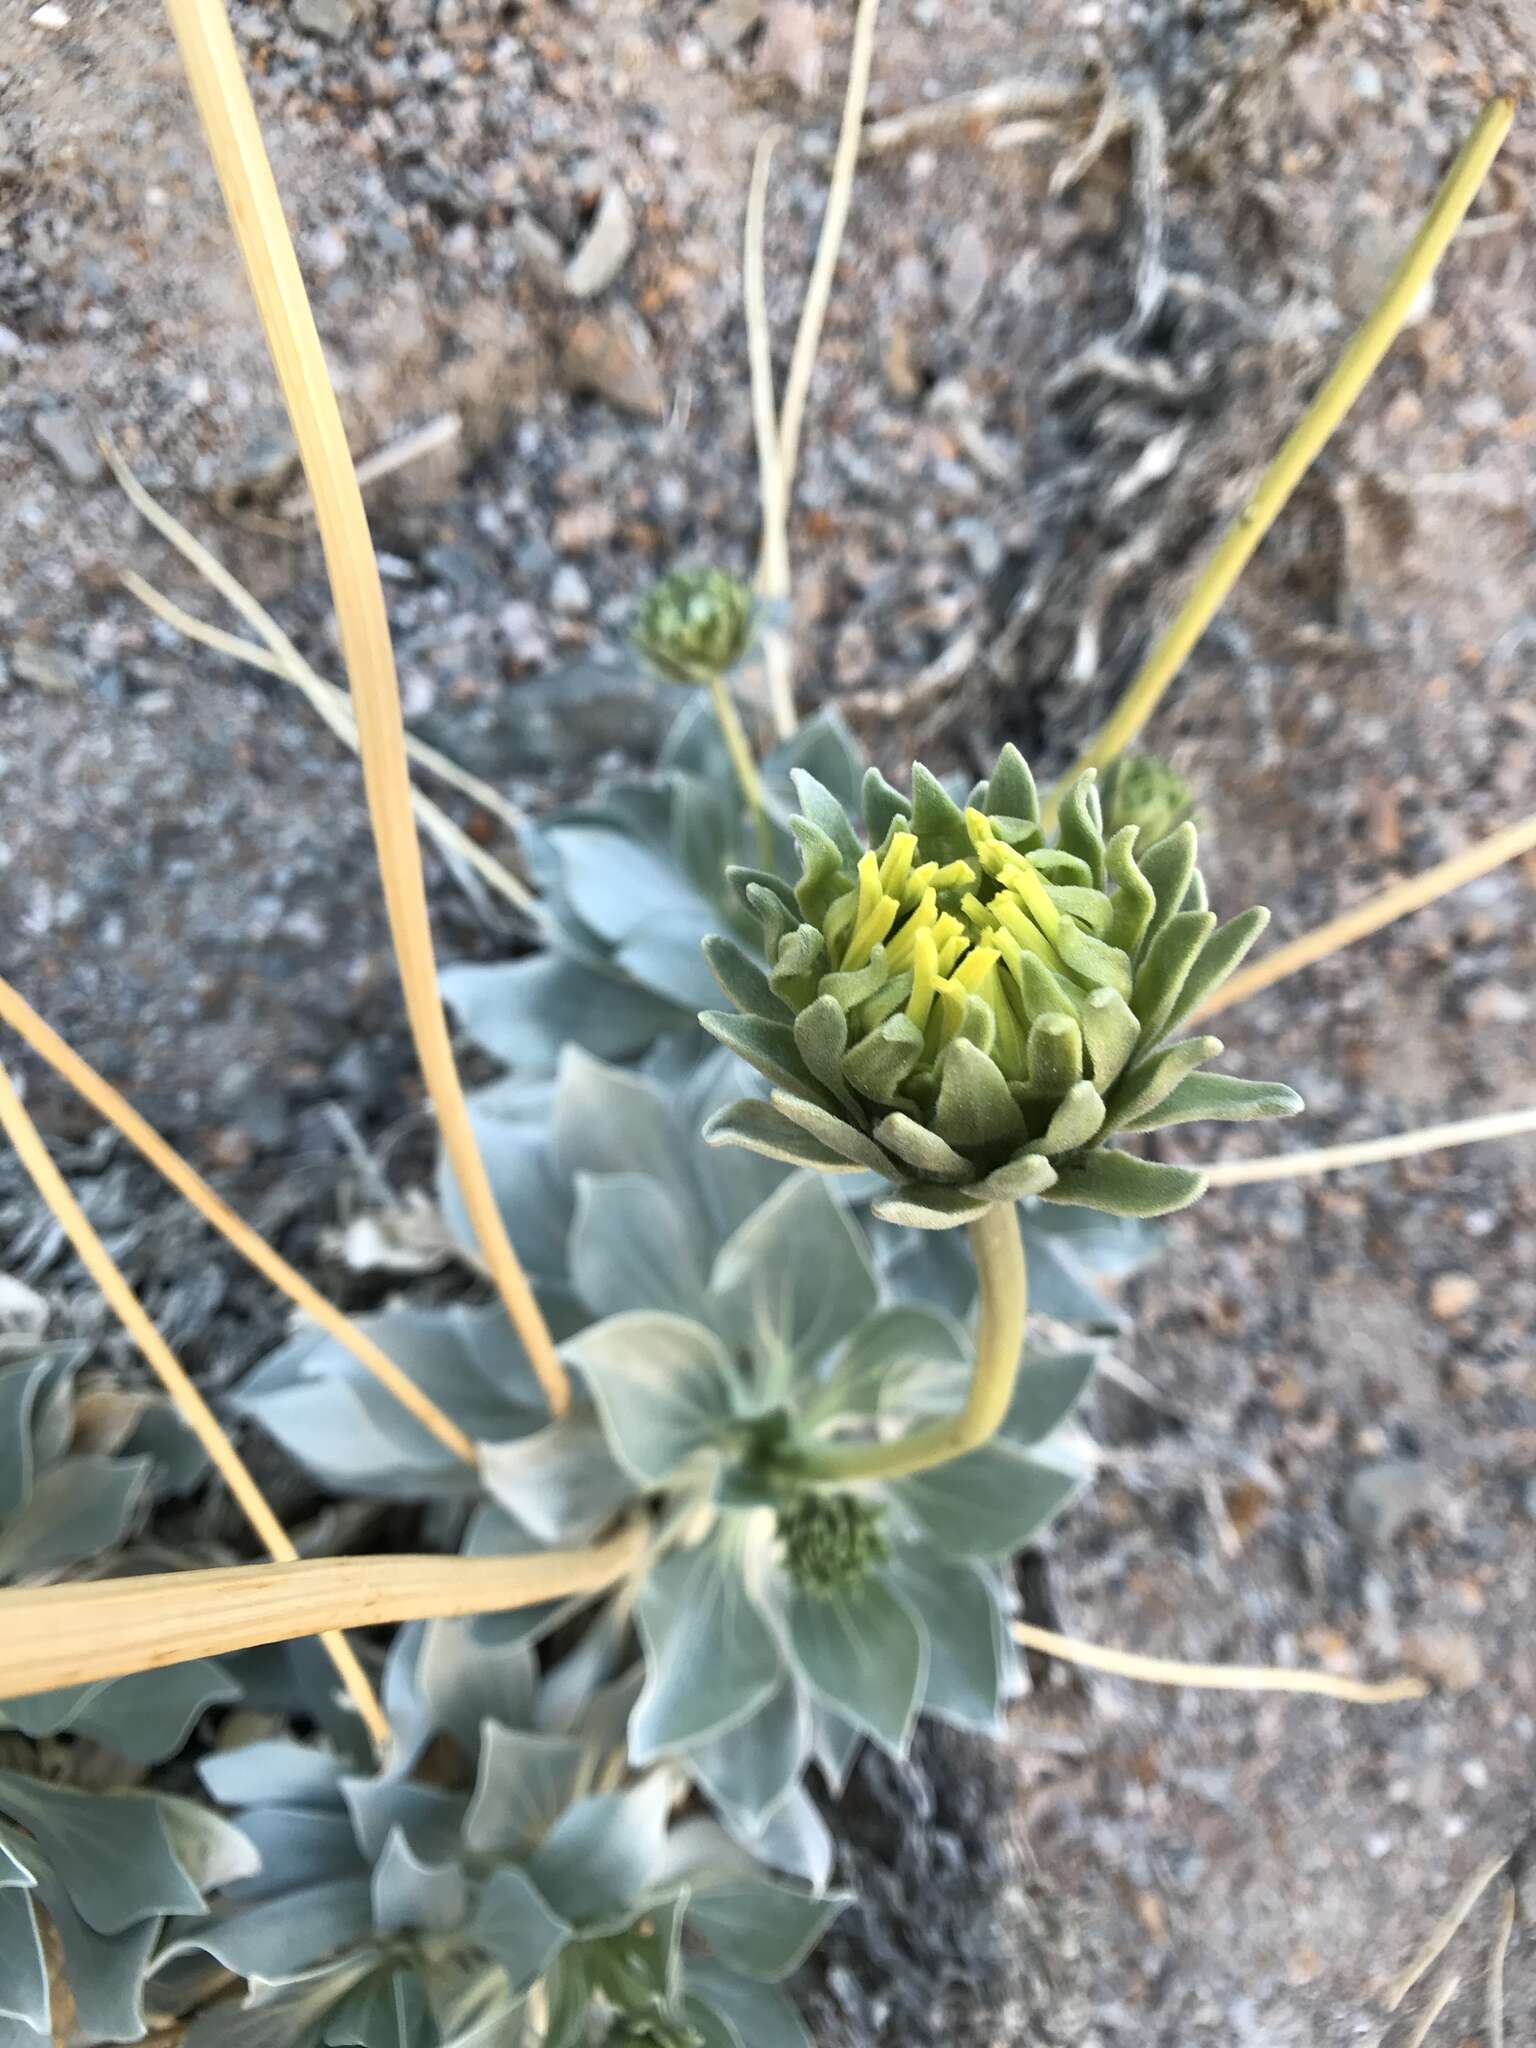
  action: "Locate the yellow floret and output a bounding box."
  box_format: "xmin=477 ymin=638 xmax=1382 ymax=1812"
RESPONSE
xmin=877 ymin=831 xmax=919 ymax=902
xmin=842 ymin=852 xmax=900 ymax=969
xmin=905 ymin=926 xmax=940 ymax=1030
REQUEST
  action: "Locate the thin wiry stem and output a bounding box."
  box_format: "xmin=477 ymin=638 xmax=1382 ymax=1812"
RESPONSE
xmin=159 ymin=0 xmax=569 ymax=1412
xmin=1192 ymin=809 xmax=1536 ymax=1022
xmin=746 ymin=127 xmax=794 ymax=740
xmin=1487 ymin=1877 xmax=1515 ymax=2048
xmin=776 ymin=0 xmax=883 ymax=490
xmin=705 ymin=667 xmax=775 ymax=869
xmin=0 ymin=976 xmax=478 ymax=1469
xmin=119 ymin=563 xmax=536 ymax=918
xmin=1042 ymin=96 xmax=1515 ymax=829
xmin=1385 ymin=1852 xmax=1510 ymax=2013
xmin=1011 ymin=1622 xmax=1426 ymax=1703
xmin=104 ymin=460 xmax=529 ymax=847
xmin=1 ymin=1526 xmax=645 ymax=1698
xmin=1402 ymin=1972 xmax=1461 ymax=2048
xmin=0 ymin=1058 xmax=388 ymax=1751
xmin=1204 ymin=1106 xmax=1536 ymax=1187
xmin=752 ymin=0 xmax=883 ymax=740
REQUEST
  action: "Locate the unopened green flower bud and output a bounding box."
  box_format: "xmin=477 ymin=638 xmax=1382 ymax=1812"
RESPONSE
xmin=633 ymin=567 xmax=755 ymax=684
xmin=1099 ymin=754 xmax=1196 ymax=847
xmin=778 ymin=1490 xmax=889 ymax=1597
xmin=701 ymin=743 xmax=1303 ymax=1226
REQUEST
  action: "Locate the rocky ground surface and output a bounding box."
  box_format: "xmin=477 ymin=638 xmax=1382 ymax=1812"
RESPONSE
xmin=5 ymin=0 xmax=1536 ymax=2041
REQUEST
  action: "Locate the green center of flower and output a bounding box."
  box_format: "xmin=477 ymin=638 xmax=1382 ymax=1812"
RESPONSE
xmin=778 ymin=799 xmax=1138 ymax=1118
xmin=778 ymin=1490 xmax=889 ymax=1597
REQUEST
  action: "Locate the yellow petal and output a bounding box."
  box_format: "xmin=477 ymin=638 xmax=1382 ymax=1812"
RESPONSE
xmin=878 ymin=831 xmax=919 ymax=902
xmin=905 ymin=926 xmax=940 ymax=1030
xmin=884 ymin=888 xmax=938 ymax=971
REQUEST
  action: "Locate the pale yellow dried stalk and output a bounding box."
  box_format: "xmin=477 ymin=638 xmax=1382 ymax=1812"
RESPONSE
xmin=1012 ymin=1622 xmax=1426 ymax=1704
xmin=0 ymin=975 xmax=478 ymax=1469
xmin=159 ymin=0 xmax=569 ymax=1414
xmin=0 ymin=1059 xmax=387 ymax=1749
xmin=2 ymin=1526 xmax=645 ymax=1697
xmin=1203 ymin=1106 xmax=1536 ymax=1187
xmin=1193 ymin=809 xmax=1536 ymax=1022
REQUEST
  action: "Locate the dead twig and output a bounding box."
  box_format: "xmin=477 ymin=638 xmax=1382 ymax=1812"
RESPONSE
xmin=861 ymin=75 xmax=1086 ymax=156
xmin=1487 ymin=1877 xmax=1516 ymax=2048
xmin=1401 ymin=1971 xmax=1462 ymax=2048
xmin=1123 ymin=84 xmax=1169 ymax=340
xmin=278 ymin=409 xmax=462 ymax=520
xmin=119 ymin=563 xmax=536 ymax=919
xmin=1385 ymin=1853 xmax=1509 ymax=2013
xmin=1049 ymin=75 xmax=1132 ymax=197
xmin=1203 ymin=1107 xmax=1536 ymax=1188
xmin=1011 ymin=1622 xmax=1427 ymax=1704
xmin=746 ymin=127 xmax=792 ymax=738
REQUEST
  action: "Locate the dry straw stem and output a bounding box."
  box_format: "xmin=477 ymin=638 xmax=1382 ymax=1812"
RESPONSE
xmin=278 ymin=408 xmax=462 ymax=520
xmin=160 ymin=0 xmax=568 ymax=1413
xmin=1 ymin=1525 xmax=646 ymax=1698
xmin=753 ymin=0 xmax=882 ymax=738
xmin=0 ymin=1058 xmax=387 ymax=1750
xmin=1011 ymin=1622 xmax=1428 ymax=1704
xmin=746 ymin=126 xmax=793 ymax=739
xmin=1042 ymin=94 xmax=1515 ymax=829
xmin=1203 ymin=1104 xmax=1536 ymax=1187
xmin=1191 ymin=809 xmax=1536 ymax=1022
xmin=1402 ymin=1971 xmax=1462 ymax=2048
xmin=0 ymin=974 xmax=477 ymax=1470
xmin=120 ymin=563 xmax=535 ymax=920
xmin=103 ymin=443 xmax=528 ymax=854
xmin=860 ymin=75 xmax=1086 ymax=155
xmin=1385 ymin=1850 xmax=1509 ymax=2013
xmin=1487 ymin=1876 xmax=1515 ymax=2048
xmin=776 ymin=0 xmax=882 ymax=495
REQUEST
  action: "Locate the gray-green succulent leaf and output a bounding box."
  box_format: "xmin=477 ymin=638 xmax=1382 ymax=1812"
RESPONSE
xmin=0 ymin=1340 xmax=239 ymax=1781
xmin=164 ymin=1626 xmax=836 ymax=2048
xmin=0 ymin=1771 xmax=257 ymax=2048
xmin=440 ymin=699 xmax=866 ymax=1076
xmin=554 ymin=1172 xmax=1096 ymax=1828
xmin=700 ymin=747 xmax=1301 ymax=1221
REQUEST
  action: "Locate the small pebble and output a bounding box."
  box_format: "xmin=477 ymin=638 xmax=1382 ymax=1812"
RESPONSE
xmin=1401 ymin=1627 xmax=1482 ymax=1695
xmin=291 ymin=0 xmax=356 ymax=40
xmin=1344 ymin=1460 xmax=1436 ymax=1548
xmin=549 ymin=564 xmax=592 ymax=614
xmin=29 ymin=406 xmax=103 ymax=485
xmin=1429 ymin=1271 xmax=1479 ymax=1321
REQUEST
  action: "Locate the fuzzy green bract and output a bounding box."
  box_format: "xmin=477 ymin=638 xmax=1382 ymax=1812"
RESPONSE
xmin=1098 ymin=753 xmax=1197 ymax=846
xmin=156 ymin=1625 xmax=841 ymax=2048
xmin=700 ymin=747 xmax=1302 ymax=1227
xmin=439 ymin=700 xmax=866 ymax=1073
xmin=633 ymin=568 xmax=756 ymax=687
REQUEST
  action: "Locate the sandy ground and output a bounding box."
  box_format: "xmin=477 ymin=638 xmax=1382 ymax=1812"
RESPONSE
xmin=5 ymin=0 xmax=1536 ymax=2040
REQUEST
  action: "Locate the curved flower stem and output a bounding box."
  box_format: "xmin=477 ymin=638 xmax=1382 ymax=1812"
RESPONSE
xmin=706 ymin=667 xmax=775 ymax=870
xmin=794 ymin=1201 xmax=1028 ymax=1484
xmin=1040 ymin=94 xmax=1514 ymax=830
